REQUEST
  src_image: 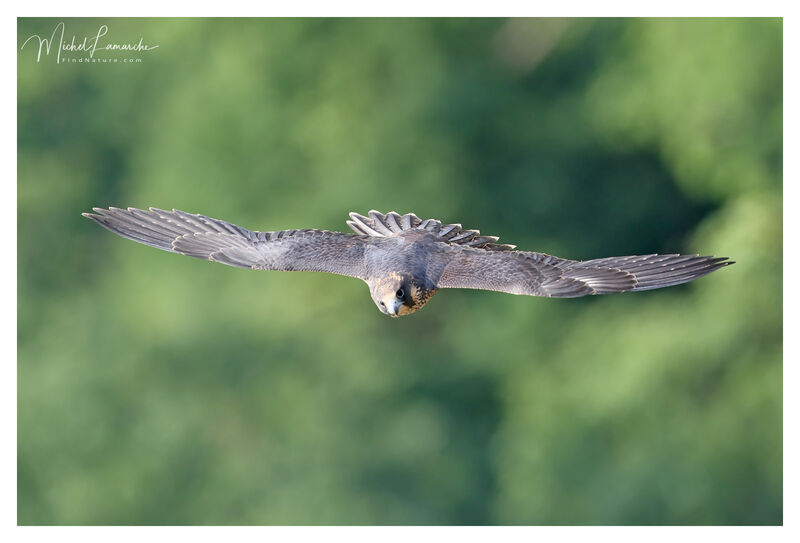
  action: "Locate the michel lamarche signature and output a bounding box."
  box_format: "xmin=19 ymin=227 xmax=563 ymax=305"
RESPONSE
xmin=21 ymin=21 xmax=159 ymax=64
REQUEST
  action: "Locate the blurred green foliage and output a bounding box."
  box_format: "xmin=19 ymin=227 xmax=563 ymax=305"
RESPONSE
xmin=18 ymin=18 xmax=781 ymax=525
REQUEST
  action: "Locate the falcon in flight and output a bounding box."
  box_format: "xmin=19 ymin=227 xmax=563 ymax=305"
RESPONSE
xmin=83 ymin=207 xmax=733 ymax=317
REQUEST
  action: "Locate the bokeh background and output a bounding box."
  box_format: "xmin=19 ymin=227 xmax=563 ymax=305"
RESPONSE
xmin=18 ymin=18 xmax=782 ymax=525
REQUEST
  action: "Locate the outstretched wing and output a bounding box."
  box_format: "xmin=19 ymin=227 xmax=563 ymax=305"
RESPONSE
xmin=434 ymin=247 xmax=733 ymax=298
xmin=83 ymin=207 xmax=369 ymax=279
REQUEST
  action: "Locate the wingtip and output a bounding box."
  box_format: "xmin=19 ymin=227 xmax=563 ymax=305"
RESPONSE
xmin=85 ymin=207 xmax=111 ymax=219
xmin=707 ymin=255 xmax=734 ymax=266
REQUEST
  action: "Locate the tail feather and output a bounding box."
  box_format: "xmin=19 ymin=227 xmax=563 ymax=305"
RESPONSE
xmin=346 ymin=210 xmax=516 ymax=250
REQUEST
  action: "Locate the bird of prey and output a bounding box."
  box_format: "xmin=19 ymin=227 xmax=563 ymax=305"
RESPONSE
xmin=82 ymin=207 xmax=733 ymax=317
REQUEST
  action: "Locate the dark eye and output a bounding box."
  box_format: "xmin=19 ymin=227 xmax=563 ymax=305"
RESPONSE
xmin=396 ymin=288 xmax=404 ymax=299
xmin=379 ymin=301 xmax=386 ymax=307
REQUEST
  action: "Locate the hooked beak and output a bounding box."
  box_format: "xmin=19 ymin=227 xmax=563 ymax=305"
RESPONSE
xmin=383 ymin=298 xmax=402 ymax=317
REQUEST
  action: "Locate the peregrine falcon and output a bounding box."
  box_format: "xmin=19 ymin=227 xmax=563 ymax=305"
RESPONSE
xmin=82 ymin=207 xmax=733 ymax=317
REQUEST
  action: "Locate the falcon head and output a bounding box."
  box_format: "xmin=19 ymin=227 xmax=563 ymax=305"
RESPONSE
xmin=369 ymin=272 xmax=436 ymax=317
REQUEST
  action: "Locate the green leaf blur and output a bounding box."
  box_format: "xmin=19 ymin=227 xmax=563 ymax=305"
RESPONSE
xmin=17 ymin=18 xmax=781 ymax=525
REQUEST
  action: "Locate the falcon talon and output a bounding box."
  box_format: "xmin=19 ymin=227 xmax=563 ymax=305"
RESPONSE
xmin=83 ymin=207 xmax=734 ymax=318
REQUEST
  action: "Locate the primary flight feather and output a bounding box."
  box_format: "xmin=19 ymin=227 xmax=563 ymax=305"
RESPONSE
xmin=82 ymin=207 xmax=733 ymax=317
